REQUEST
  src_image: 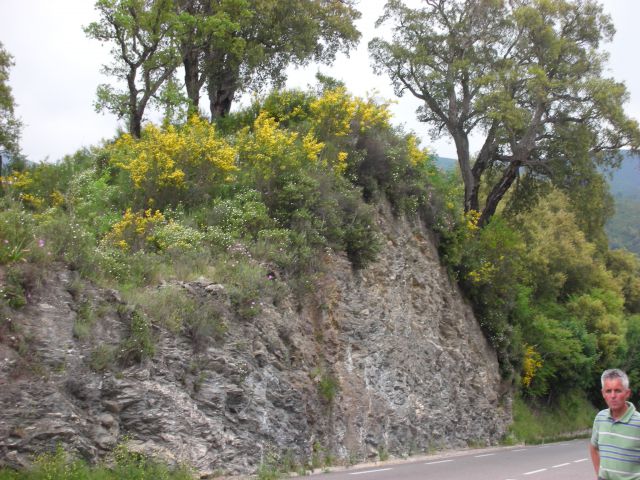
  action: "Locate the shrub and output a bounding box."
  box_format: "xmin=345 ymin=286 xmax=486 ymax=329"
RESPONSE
xmin=135 ymin=285 xmax=226 ymax=350
xmin=149 ymin=221 xmax=205 ymax=253
xmin=102 ymin=208 xmax=166 ymax=253
xmin=66 ymin=167 xmax=123 ymax=236
xmin=89 ymin=345 xmax=117 ymax=373
xmin=118 ymin=310 xmax=155 ymax=365
xmin=108 ymin=116 xmax=237 ymax=209
xmin=0 ymin=202 xmax=36 ymax=265
xmin=200 ymin=190 xmax=274 ymax=240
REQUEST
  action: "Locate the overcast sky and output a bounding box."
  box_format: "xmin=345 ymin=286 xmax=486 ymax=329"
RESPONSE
xmin=1 ymin=0 xmax=639 ymax=162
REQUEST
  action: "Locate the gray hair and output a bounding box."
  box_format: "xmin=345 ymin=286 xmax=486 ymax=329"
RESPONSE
xmin=601 ymin=369 xmax=630 ymax=389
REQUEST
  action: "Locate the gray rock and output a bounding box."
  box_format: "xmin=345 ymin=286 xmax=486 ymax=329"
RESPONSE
xmin=0 ymin=208 xmax=511 ymax=475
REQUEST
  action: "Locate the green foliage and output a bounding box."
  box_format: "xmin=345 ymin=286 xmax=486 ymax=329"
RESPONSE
xmin=607 ymin=194 xmax=640 ymax=256
xmin=509 ymin=392 xmax=596 ymax=444
xmin=199 ymin=189 xmax=274 ymax=240
xmin=0 ymin=202 xmax=36 ymax=265
xmin=215 ymin=254 xmax=277 ymax=320
xmin=72 ymin=301 xmax=96 ymax=340
xmin=522 ymin=312 xmax=596 ymax=397
xmin=133 ymin=285 xmax=226 ymax=350
xmin=514 ymin=191 xmax=618 ymax=300
xmin=1 ymin=266 xmax=27 ymax=309
xmin=0 ymin=442 xmax=195 ymax=479
xmin=84 ymin=0 xmax=182 ymax=137
xmin=66 ymin=167 xmax=123 ymax=237
xmin=311 ymin=367 xmax=339 ymax=403
xmin=89 ymin=345 xmax=117 ymax=373
xmin=0 ymin=41 xmax=22 ymax=157
xmin=624 ymin=315 xmax=640 ymax=405
xmin=370 ymin=0 xmax=640 ymax=226
xmin=607 ymin=249 xmax=640 ymax=313
xmin=440 ymin=214 xmax=527 ymax=373
xmin=118 ymin=310 xmax=155 ymax=365
xmin=179 ymin=0 xmax=361 ymax=119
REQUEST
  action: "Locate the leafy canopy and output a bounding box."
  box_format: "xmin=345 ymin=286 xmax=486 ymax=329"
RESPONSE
xmin=370 ymin=0 xmax=640 ymax=226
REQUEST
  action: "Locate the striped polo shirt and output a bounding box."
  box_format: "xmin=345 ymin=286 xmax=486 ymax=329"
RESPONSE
xmin=591 ymin=401 xmax=640 ymax=479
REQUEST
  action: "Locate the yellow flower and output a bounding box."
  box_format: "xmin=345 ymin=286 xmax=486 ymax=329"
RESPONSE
xmin=522 ymin=344 xmax=543 ymax=388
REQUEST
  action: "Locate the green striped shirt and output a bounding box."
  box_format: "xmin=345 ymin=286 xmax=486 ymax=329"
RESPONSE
xmin=591 ymin=402 xmax=640 ymax=479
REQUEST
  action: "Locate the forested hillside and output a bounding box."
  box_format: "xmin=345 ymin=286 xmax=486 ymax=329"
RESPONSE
xmin=2 ymin=0 xmax=640 ymax=478
xmin=606 ymin=151 xmax=640 ymax=255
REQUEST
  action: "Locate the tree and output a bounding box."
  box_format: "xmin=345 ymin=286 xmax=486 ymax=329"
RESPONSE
xmin=0 ymin=41 xmax=22 ymax=170
xmin=177 ymin=0 xmax=362 ymax=119
xmin=85 ymin=0 xmax=182 ymax=138
xmin=174 ymin=0 xmax=249 ymax=116
xmin=370 ymin=0 xmax=640 ymax=226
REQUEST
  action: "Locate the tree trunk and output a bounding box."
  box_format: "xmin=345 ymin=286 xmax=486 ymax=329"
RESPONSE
xmin=183 ymin=48 xmax=201 ymax=114
xmin=205 ymin=50 xmax=239 ymax=119
xmin=208 ymin=83 xmax=236 ymax=119
xmin=127 ymin=70 xmax=142 ymax=138
xmin=129 ymin=110 xmax=143 ymax=139
xmin=453 ymin=132 xmax=480 ymax=213
xmin=479 ymin=161 xmax=520 ymax=227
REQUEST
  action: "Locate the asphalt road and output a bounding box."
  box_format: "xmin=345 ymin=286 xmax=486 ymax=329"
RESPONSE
xmin=310 ymin=439 xmax=594 ymax=480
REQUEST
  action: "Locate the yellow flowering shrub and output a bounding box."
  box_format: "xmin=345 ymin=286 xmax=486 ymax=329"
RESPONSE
xmin=50 ymin=190 xmax=65 ymax=207
xmin=352 ymin=95 xmax=393 ymax=134
xmin=236 ymin=112 xmax=325 ymax=178
xmin=1 ymin=170 xmax=33 ymax=190
xmin=108 ymin=116 xmax=237 ymax=208
xmin=521 ymin=344 xmax=543 ymax=388
xmin=406 ymin=134 xmax=431 ymax=167
xmin=309 ymin=87 xmax=356 ymax=139
xmin=0 ymin=171 xmax=45 ymax=210
xmin=306 ymin=88 xmax=393 ymax=174
xmin=103 ymin=208 xmax=166 ymax=252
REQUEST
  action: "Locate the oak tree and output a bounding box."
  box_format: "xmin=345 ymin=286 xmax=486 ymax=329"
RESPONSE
xmin=370 ymin=0 xmax=640 ymax=226
xmin=177 ymin=0 xmax=362 ymax=119
xmin=85 ymin=0 xmax=182 ymax=137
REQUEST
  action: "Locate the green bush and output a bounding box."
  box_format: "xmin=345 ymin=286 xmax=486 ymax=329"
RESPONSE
xmin=0 ymin=443 xmax=196 ymax=480
xmin=0 ymin=202 xmax=36 ymax=265
xmin=200 ymin=189 xmax=274 ymax=240
xmin=89 ymin=345 xmax=117 ymax=373
xmin=118 ymin=310 xmax=155 ymax=365
xmin=509 ymin=393 xmax=595 ymax=444
xmin=149 ymin=222 xmax=205 ymax=253
xmin=135 ymin=285 xmax=226 ymax=350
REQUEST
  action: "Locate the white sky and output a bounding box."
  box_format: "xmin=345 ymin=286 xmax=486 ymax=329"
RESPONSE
xmin=1 ymin=0 xmax=639 ymax=162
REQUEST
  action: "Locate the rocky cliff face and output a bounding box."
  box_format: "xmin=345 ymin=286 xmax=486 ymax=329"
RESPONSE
xmin=0 ymin=208 xmax=511 ymax=476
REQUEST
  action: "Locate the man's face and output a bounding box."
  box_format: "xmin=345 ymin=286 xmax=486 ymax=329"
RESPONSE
xmin=602 ymin=377 xmax=631 ymax=415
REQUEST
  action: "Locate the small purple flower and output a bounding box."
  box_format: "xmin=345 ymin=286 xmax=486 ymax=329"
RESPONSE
xmin=38 ymin=239 xmax=45 ymax=248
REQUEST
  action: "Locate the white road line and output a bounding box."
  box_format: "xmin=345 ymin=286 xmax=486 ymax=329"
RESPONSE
xmin=510 ymin=449 xmax=527 ymax=452
xmin=425 ymin=460 xmax=454 ymax=465
xmin=524 ymin=468 xmax=548 ymax=475
xmin=475 ymin=453 xmax=495 ymax=458
xmin=349 ymin=468 xmax=393 ymax=475
xmin=573 ymin=458 xmax=588 ymax=463
xmin=552 ymin=463 xmax=571 ymax=468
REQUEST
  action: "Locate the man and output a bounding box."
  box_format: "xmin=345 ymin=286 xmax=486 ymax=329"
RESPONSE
xmin=590 ymin=369 xmax=640 ymax=479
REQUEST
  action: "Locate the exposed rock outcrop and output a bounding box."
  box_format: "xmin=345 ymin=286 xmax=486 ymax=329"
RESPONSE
xmin=0 ymin=208 xmax=511 ymax=476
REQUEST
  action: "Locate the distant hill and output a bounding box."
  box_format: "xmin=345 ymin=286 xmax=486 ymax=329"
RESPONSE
xmin=606 ymin=151 xmax=640 ymax=255
xmin=607 ymin=150 xmax=640 ymax=198
xmin=434 ymin=156 xmax=457 ymax=171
